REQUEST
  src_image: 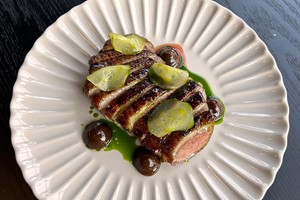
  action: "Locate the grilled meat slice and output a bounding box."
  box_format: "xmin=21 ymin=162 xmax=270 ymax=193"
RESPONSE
xmin=84 ymin=58 xmax=157 ymax=98
xmin=117 ymin=86 xmax=176 ymax=131
xmin=84 ymin=38 xmax=164 ymax=97
xmin=102 ymin=79 xmax=154 ymax=120
xmin=89 ymin=51 xmax=161 ymax=73
xmin=89 ymin=49 xmax=163 ymax=73
xmin=131 ymin=81 xmax=210 ymax=158
xmin=90 ymin=67 xmax=150 ymax=110
xmin=131 ymin=89 xmax=212 ymax=164
xmin=131 ymin=79 xmax=203 ymax=141
xmin=171 ymin=79 xmax=203 ymax=101
xmin=138 ymin=111 xmax=214 ymax=164
xmin=83 ymin=34 xmax=215 ymax=165
xmin=89 ymin=49 xmax=123 ymax=66
xmin=89 ymin=39 xmax=164 ymax=73
xmin=83 ymin=80 xmax=98 ymax=97
xmin=187 ymin=90 xmax=209 ymax=116
xmin=161 ymin=111 xmax=214 ymax=164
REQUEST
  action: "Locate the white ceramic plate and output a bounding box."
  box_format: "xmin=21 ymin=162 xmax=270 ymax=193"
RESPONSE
xmin=10 ymin=0 xmax=289 ymax=199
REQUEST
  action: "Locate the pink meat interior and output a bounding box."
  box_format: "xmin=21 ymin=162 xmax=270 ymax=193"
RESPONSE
xmin=175 ymin=127 xmax=213 ymax=163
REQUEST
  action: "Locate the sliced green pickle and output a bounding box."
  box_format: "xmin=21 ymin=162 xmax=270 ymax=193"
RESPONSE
xmin=148 ymin=99 xmax=194 ymax=137
xmin=87 ymin=65 xmax=130 ymax=91
xmin=108 ymin=33 xmax=145 ymax=55
xmin=149 ymin=63 xmax=189 ymax=90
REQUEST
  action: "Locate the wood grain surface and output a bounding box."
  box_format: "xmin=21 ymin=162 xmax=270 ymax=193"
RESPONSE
xmin=1 ymin=0 xmax=299 ymax=199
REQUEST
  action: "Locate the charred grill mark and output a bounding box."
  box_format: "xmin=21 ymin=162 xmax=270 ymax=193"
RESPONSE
xmin=85 ymin=65 xmax=150 ymax=99
xmin=83 ymin=80 xmax=98 ymax=97
xmin=103 ymin=79 xmax=154 ymax=119
xmin=117 ymin=87 xmax=165 ymax=130
xmin=90 ymin=81 xmax=138 ymax=111
xmin=85 ymin=57 xmax=154 ymax=97
xmin=141 ymin=134 xmax=165 ymax=155
xmin=186 ymin=90 xmax=208 ymax=116
xmin=89 ymin=51 xmax=164 ymax=73
xmin=125 ymin=57 xmax=156 ymax=72
xmin=89 ymin=50 xmax=154 ymax=72
xmin=172 ymin=79 xmax=200 ymax=101
xmin=132 ymin=82 xmax=209 ymax=157
xmin=90 ymin=90 xmax=106 ymax=110
xmin=131 ymin=117 xmax=148 ymax=139
xmin=131 ymin=80 xmax=203 ymax=140
xmin=117 ymin=86 xmax=176 ymax=131
xmin=85 ymin=37 xmax=164 ymax=96
xmin=188 ymin=91 xmax=205 ymax=106
xmin=126 ymin=67 xmax=150 ymax=83
xmin=90 ymin=67 xmax=152 ymax=110
xmin=89 ymin=50 xmax=123 ymax=66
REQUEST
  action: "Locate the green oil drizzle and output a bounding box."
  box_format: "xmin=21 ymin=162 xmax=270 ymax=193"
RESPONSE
xmin=89 ymin=106 xmax=94 ymax=114
xmin=87 ymin=106 xmax=137 ymax=161
xmin=101 ymin=119 xmax=137 ymax=162
xmin=93 ymin=113 xmax=99 ymax=118
xmin=181 ymin=66 xmax=225 ymax=124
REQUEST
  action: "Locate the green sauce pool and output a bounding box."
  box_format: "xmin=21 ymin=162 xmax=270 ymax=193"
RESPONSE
xmin=101 ymin=119 xmax=137 ymax=162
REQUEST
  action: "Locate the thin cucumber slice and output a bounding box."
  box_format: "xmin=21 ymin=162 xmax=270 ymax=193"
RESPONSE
xmin=109 ymin=33 xmax=145 ymax=55
xmin=148 ymin=99 xmax=194 ymax=137
xmin=87 ymin=65 xmax=130 ymax=91
xmin=149 ymin=63 xmax=189 ymax=90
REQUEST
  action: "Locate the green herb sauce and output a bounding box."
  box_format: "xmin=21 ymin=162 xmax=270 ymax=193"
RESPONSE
xmin=181 ymin=66 xmax=225 ymax=124
xmin=93 ymin=113 xmax=99 ymax=118
xmin=101 ymin=119 xmax=137 ymax=162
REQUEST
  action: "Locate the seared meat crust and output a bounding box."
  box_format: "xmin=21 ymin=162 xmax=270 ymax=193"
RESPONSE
xmin=83 ymin=35 xmax=214 ymax=164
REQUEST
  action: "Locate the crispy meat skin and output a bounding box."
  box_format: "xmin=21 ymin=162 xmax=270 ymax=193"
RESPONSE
xmin=89 ymin=49 xmax=161 ymax=73
xmin=83 ymin=35 xmax=214 ymax=164
xmin=102 ymin=79 xmax=154 ymax=119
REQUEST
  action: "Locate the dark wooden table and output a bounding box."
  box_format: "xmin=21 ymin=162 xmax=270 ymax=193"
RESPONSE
xmin=1 ymin=0 xmax=299 ymax=199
